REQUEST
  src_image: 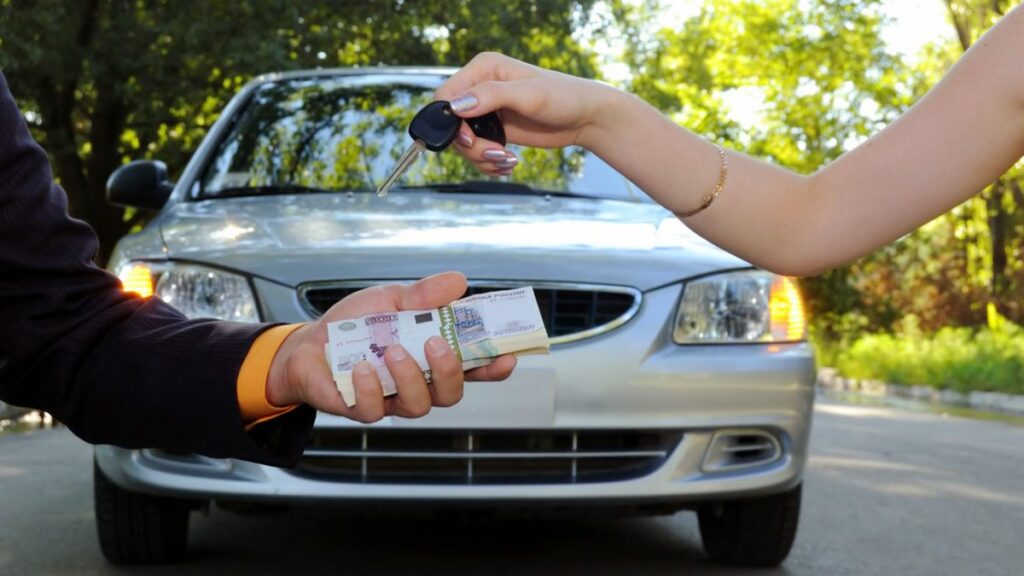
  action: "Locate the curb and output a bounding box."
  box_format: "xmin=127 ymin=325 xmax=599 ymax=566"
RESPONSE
xmin=817 ymin=367 xmax=1024 ymax=417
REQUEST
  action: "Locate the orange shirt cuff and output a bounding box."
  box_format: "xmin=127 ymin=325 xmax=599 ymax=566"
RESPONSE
xmin=237 ymin=323 xmax=306 ymax=431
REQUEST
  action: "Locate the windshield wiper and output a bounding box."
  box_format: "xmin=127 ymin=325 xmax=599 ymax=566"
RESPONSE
xmin=394 ymin=181 xmax=591 ymax=199
xmin=204 ymin=184 xmax=371 ymax=199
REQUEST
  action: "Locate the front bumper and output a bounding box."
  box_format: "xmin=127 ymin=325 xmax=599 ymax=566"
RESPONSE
xmin=95 ymin=284 xmax=815 ymax=505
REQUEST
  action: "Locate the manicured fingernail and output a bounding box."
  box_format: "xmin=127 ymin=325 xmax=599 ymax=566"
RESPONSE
xmin=450 ymin=93 xmax=478 ymax=113
xmin=494 ymin=157 xmax=519 ymax=169
xmin=427 ymin=336 xmax=451 ymax=358
xmin=355 ymin=361 xmax=373 ymax=377
xmin=482 ymin=149 xmax=508 ymax=161
xmin=386 ymin=345 xmax=408 ymax=362
xmin=456 ymin=132 xmax=474 ymax=147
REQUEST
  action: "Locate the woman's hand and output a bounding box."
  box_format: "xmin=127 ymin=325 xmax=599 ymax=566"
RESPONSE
xmin=434 ymin=52 xmax=621 ymax=176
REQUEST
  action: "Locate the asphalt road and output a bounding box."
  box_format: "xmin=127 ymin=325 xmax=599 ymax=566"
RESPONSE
xmin=2 ymin=395 xmax=1022 ymax=576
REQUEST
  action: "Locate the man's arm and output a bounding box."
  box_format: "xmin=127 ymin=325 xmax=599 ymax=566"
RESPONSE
xmin=0 ymin=72 xmax=315 ymax=465
xmin=0 ymin=72 xmax=517 ymax=464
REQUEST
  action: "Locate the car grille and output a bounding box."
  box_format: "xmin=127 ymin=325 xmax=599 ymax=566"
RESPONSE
xmin=291 ymin=429 xmax=683 ymax=485
xmin=298 ymin=282 xmax=640 ymax=343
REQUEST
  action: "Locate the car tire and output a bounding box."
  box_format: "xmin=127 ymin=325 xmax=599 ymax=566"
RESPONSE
xmin=93 ymin=459 xmax=194 ymax=564
xmin=697 ymin=483 xmax=802 ymax=567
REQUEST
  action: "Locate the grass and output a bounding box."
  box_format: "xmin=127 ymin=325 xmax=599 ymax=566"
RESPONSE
xmin=818 ymin=326 xmax=1024 ymax=395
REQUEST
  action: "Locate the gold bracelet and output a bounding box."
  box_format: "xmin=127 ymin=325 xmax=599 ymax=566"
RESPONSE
xmin=676 ymin=145 xmax=728 ymax=218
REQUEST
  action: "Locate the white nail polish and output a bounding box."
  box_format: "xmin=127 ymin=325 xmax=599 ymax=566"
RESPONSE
xmin=450 ymin=94 xmax=479 ymax=113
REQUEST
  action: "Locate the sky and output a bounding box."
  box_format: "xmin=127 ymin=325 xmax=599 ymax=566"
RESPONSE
xmin=875 ymin=0 xmax=955 ymax=56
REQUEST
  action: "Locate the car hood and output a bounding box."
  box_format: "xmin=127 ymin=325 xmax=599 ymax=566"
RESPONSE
xmin=157 ymin=192 xmax=748 ymax=291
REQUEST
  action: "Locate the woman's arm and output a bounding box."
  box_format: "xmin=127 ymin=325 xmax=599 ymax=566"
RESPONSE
xmin=439 ymin=5 xmax=1024 ymax=276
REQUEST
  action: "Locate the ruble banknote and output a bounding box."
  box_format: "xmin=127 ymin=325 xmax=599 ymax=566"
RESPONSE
xmin=326 ymin=286 xmax=549 ymax=406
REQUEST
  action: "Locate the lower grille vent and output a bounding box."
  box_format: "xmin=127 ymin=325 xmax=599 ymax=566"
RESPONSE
xmin=701 ymin=430 xmax=782 ymax=472
xmin=292 ymin=429 xmax=683 ymax=485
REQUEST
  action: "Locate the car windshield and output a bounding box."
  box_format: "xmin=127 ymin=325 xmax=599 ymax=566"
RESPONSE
xmin=197 ymin=73 xmax=650 ymax=203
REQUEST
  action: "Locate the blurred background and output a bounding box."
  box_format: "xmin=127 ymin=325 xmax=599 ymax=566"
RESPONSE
xmin=1 ymin=0 xmax=1021 ymax=397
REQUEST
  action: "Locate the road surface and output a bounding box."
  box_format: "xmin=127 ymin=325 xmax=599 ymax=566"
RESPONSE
xmin=1 ymin=395 xmax=1022 ymax=575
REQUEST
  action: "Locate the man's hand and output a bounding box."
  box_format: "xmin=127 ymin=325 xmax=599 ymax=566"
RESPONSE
xmin=264 ymin=272 xmax=516 ymax=422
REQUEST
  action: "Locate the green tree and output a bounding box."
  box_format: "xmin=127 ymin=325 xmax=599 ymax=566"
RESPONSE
xmin=0 ymin=0 xmax=608 ymax=264
xmin=932 ymin=0 xmax=1023 ymax=322
xmin=845 ymin=0 xmax=1024 ymax=332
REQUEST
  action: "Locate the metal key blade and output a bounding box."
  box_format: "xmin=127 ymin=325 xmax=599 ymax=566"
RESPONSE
xmin=377 ymin=140 xmax=426 ymax=197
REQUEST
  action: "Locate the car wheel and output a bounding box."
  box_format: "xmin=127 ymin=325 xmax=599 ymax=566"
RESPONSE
xmin=93 ymin=458 xmax=194 ymax=564
xmin=697 ymin=483 xmax=802 ymax=567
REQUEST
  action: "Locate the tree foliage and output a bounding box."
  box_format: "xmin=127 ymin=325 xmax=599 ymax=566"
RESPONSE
xmin=847 ymin=0 xmax=1024 ymax=333
xmin=627 ymin=0 xmax=911 ymax=167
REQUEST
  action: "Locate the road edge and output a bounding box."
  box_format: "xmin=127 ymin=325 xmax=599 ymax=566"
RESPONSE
xmin=817 ymin=367 xmax=1024 ymax=417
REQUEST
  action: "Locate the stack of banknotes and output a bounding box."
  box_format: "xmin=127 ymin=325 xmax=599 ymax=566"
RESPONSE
xmin=326 ymin=286 xmax=550 ymax=406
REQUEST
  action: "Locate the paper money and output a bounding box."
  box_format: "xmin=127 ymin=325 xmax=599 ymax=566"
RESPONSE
xmin=326 ymin=286 xmax=549 ymax=406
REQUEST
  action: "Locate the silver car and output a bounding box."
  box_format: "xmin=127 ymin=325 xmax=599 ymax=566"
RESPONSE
xmin=97 ymin=68 xmax=815 ymax=567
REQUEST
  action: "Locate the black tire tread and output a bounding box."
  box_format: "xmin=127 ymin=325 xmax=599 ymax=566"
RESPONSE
xmin=697 ymin=483 xmax=802 ymax=567
xmin=93 ymin=459 xmax=191 ymax=564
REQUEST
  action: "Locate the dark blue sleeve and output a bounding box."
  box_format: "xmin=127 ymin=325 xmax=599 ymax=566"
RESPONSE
xmin=0 ymin=72 xmax=313 ymax=465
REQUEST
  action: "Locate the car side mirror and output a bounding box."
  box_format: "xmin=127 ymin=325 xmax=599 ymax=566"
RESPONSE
xmin=106 ymin=160 xmax=174 ymax=209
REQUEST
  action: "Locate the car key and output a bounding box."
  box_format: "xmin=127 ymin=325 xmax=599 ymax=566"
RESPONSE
xmin=376 ymin=101 xmax=506 ymax=197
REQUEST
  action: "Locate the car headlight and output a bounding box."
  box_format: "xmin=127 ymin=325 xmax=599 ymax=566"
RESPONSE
xmin=673 ymin=270 xmax=806 ymax=344
xmin=115 ymin=261 xmax=260 ymax=323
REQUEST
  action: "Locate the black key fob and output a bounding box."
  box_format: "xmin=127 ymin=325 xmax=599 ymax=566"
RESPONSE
xmin=408 ymin=100 xmax=508 ymax=152
xmin=463 ymin=111 xmax=506 ymax=146
xmin=409 ymin=101 xmax=462 ymax=151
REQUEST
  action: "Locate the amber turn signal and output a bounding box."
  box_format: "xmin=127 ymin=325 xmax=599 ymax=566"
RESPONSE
xmin=117 ymin=263 xmax=154 ymax=298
